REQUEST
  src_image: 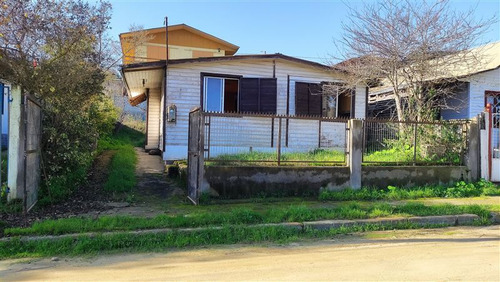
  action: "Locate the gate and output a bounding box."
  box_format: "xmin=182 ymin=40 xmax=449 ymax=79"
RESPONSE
xmin=187 ymin=108 xmax=204 ymax=204
xmin=486 ymin=92 xmax=499 ymax=181
xmin=23 ymin=94 xmax=42 ymax=211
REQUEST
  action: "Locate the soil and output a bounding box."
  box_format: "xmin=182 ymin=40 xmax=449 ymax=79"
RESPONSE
xmin=0 ymin=147 xmax=186 ymax=232
xmin=0 ymin=150 xmax=117 ymax=229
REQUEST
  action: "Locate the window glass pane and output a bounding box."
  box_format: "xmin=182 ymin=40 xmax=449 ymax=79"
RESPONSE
xmin=323 ymin=94 xmax=337 ymax=118
xmin=205 ymin=77 xmax=223 ymax=112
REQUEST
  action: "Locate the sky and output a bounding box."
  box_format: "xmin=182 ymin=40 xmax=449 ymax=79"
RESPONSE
xmin=105 ymin=0 xmax=500 ymax=63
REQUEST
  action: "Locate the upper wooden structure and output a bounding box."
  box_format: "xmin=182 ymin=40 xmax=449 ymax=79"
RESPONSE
xmin=119 ymin=24 xmax=240 ymax=64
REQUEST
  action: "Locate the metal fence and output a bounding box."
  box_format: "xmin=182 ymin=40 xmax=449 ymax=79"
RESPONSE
xmin=202 ymin=112 xmax=348 ymax=166
xmin=362 ymin=119 xmax=469 ymax=165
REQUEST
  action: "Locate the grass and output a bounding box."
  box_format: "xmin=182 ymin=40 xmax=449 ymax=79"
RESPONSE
xmin=206 ymin=147 xmax=461 ymax=166
xmin=319 ymin=180 xmax=500 ymax=201
xmin=0 ymin=221 xmax=472 ymax=259
xmin=99 ymin=126 xmax=143 ymax=193
xmin=3 ymin=202 xmax=493 ymax=237
xmin=207 ymin=149 xmax=345 ymax=166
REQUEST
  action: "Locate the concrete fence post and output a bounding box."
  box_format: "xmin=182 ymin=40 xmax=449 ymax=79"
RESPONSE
xmin=348 ymin=119 xmax=363 ymax=189
xmin=466 ymin=117 xmax=480 ymax=182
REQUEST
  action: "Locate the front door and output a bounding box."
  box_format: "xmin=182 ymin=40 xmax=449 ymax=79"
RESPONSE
xmin=486 ymin=91 xmax=500 ymax=181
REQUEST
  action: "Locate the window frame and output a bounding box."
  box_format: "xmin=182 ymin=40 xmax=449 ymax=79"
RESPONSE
xmin=200 ymin=72 xmax=242 ymax=113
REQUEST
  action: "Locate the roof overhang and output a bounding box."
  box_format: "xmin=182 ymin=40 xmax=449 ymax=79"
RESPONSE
xmin=121 ymin=53 xmax=342 ymax=73
xmin=121 ymin=65 xmax=164 ymax=105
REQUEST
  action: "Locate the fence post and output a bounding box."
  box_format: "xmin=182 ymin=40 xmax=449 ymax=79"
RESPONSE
xmin=277 ymin=117 xmax=282 ymax=166
xmin=348 ymin=119 xmax=363 ymax=189
xmin=413 ymin=123 xmax=417 ymax=166
xmin=466 ymin=117 xmax=480 ymax=182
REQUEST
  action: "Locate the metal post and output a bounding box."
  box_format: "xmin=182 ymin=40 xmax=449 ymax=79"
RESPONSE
xmin=271 ymin=117 xmax=274 ymax=147
xmin=277 ymin=117 xmax=282 ymax=166
xmin=413 ymin=122 xmax=418 ymax=166
xmin=318 ymin=120 xmax=322 ymax=148
xmin=486 ymin=103 xmax=492 ymax=180
xmin=206 ymin=115 xmax=211 ymax=160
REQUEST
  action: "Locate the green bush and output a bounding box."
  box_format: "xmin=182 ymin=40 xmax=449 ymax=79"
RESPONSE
xmin=40 ymin=96 xmax=119 ymax=205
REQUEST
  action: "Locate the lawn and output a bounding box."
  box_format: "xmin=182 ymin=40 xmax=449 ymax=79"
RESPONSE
xmin=98 ymin=126 xmax=143 ymax=193
xmin=3 ymin=201 xmax=495 ymax=237
xmin=0 ymin=221 xmax=460 ymax=259
xmin=206 ymin=147 xmax=462 ymax=166
xmin=1 ymin=200 xmax=496 ymax=259
xmin=206 ymin=149 xmax=346 ymax=166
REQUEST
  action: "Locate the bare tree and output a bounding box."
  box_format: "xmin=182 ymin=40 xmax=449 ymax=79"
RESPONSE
xmin=336 ymin=0 xmax=496 ymax=121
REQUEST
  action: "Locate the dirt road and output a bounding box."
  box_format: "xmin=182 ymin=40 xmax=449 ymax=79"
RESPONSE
xmin=1 ymin=226 xmax=499 ymax=281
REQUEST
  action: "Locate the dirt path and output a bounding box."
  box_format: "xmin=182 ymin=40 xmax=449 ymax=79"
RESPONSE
xmin=93 ymin=148 xmax=184 ymax=217
xmin=1 ymin=226 xmax=498 ymax=281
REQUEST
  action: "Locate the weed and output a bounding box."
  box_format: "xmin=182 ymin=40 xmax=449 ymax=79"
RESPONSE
xmin=4 ymin=202 xmax=493 ymax=237
xmin=319 ymin=180 xmax=499 ymax=201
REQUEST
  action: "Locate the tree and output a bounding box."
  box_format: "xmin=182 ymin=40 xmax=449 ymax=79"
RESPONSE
xmin=336 ymin=0 xmax=496 ymax=121
xmin=0 ymin=0 xmax=119 ymax=203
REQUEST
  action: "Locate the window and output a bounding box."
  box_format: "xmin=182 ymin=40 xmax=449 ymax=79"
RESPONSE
xmin=295 ymin=82 xmax=353 ymax=118
xmin=202 ymin=74 xmax=277 ymax=114
xmin=203 ymin=77 xmax=239 ymax=112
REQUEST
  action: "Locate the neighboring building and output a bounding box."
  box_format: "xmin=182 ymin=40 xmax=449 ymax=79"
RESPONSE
xmin=120 ymin=24 xmax=239 ymax=64
xmin=368 ymin=41 xmax=500 ymax=120
xmin=0 ymin=81 xmax=8 ymax=149
xmin=120 ymin=24 xmax=368 ymax=161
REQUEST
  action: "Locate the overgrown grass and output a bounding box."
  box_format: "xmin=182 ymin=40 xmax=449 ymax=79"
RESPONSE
xmin=206 ymin=146 xmax=462 ymax=166
xmin=4 ymin=202 xmax=493 ymax=237
xmin=207 ymin=149 xmax=345 ymax=166
xmin=319 ymin=180 xmax=500 ymax=201
xmin=0 ymin=221 xmax=473 ymax=259
xmin=99 ymin=126 xmax=143 ymax=193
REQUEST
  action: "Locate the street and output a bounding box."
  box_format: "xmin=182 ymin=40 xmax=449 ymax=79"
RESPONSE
xmin=1 ymin=226 xmax=499 ymax=281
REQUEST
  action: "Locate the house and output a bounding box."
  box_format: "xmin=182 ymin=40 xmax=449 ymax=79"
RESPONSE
xmin=120 ymin=24 xmax=368 ymax=161
xmin=367 ymin=41 xmax=499 ymax=182
xmin=368 ymin=41 xmax=500 ymax=120
xmin=0 ymin=81 xmax=8 ymax=149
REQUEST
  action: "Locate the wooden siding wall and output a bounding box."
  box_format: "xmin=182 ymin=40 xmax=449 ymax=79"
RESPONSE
xmin=162 ymin=59 xmax=363 ymax=160
xmin=146 ymin=88 xmax=161 ymax=150
xmin=468 ymin=68 xmax=500 ymax=118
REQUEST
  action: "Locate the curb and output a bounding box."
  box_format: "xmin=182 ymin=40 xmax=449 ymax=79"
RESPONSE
xmin=0 ymin=213 xmax=490 ymax=243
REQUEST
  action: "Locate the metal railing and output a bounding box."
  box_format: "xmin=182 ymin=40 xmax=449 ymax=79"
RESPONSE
xmin=362 ymin=119 xmax=469 ymax=165
xmin=202 ymin=112 xmax=348 ymax=166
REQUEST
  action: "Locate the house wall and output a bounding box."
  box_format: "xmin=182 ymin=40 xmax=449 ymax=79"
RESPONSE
xmin=0 ymin=82 xmax=9 ymax=149
xmin=146 ymin=88 xmax=161 ymax=150
xmin=468 ymin=68 xmax=500 ymax=118
xmin=162 ymin=58 xmax=367 ymax=160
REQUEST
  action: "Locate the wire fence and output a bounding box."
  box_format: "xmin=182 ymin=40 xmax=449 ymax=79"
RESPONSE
xmin=362 ymin=119 xmax=469 ymax=165
xmin=202 ymin=112 xmax=348 ymax=166
xmin=189 ymin=111 xmax=471 ymax=167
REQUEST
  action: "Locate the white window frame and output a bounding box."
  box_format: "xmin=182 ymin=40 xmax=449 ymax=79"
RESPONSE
xmin=203 ymin=76 xmax=239 ymax=113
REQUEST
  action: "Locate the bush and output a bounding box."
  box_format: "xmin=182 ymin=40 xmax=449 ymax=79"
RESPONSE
xmin=40 ymin=95 xmax=120 ymax=204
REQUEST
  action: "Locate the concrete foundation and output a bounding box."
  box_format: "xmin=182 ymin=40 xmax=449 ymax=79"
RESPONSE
xmin=204 ymin=165 xmax=469 ymax=198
